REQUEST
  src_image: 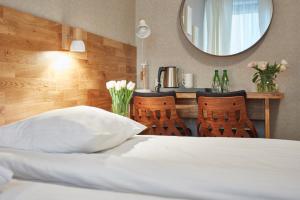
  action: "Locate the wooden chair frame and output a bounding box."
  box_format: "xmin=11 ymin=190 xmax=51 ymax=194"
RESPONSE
xmin=134 ymin=96 xmax=190 ymax=136
xmin=197 ymin=96 xmax=257 ymax=138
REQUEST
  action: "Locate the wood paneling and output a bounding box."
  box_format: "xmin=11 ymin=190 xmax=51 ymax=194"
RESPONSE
xmin=0 ymin=6 xmax=136 ymax=125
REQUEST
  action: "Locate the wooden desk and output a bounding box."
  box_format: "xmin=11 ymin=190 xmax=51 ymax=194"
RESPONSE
xmin=175 ymin=92 xmax=284 ymax=139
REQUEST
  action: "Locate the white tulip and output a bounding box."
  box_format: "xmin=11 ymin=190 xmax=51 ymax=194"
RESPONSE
xmin=281 ymin=59 xmax=288 ymax=65
xmin=258 ymin=61 xmax=268 ymax=70
xmin=126 ymin=81 xmax=134 ymax=90
xmin=106 ymin=80 xmax=116 ymax=89
xmin=247 ymin=61 xmax=257 ymax=68
xmin=127 ymin=81 xmax=136 ymax=91
xmin=120 ymin=80 xmax=127 ymax=88
xmin=280 ymin=64 xmax=287 ymax=72
xmin=115 ymin=81 xmax=122 ymax=91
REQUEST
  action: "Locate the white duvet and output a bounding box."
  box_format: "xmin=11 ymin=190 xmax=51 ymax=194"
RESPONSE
xmin=0 ymin=136 xmax=300 ymax=200
xmin=0 ymin=179 xmax=180 ymax=200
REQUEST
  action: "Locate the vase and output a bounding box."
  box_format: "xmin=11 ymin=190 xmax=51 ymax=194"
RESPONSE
xmin=256 ymin=82 xmax=278 ymax=93
xmin=112 ymin=101 xmax=129 ymax=117
xmin=255 ymin=72 xmax=279 ymax=93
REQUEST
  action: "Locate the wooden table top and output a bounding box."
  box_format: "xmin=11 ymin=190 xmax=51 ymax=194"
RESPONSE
xmin=176 ymin=92 xmax=284 ymax=100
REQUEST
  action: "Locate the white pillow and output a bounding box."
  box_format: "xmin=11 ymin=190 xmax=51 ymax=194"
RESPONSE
xmin=0 ymin=166 xmax=13 ymax=186
xmin=0 ymin=106 xmax=146 ymax=153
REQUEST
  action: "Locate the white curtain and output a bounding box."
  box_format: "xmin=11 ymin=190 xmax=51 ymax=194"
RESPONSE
xmin=203 ymin=0 xmax=233 ymax=55
xmin=259 ymin=0 xmax=273 ymax=34
xmin=230 ymin=0 xmax=260 ymax=54
xmin=185 ymin=0 xmax=206 ymax=48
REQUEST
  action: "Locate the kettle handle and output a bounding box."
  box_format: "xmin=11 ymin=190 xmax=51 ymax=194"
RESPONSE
xmin=156 ymin=66 xmax=166 ymax=92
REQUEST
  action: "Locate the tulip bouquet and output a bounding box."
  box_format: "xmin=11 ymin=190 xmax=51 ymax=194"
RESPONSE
xmin=248 ymin=60 xmax=288 ymax=92
xmin=106 ymin=80 xmax=135 ymax=117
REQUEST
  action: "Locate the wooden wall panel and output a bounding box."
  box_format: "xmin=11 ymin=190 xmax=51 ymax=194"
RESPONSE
xmin=0 ymin=6 xmax=136 ymax=125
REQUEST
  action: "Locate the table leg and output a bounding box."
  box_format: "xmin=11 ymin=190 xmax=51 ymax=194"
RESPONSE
xmin=264 ymin=98 xmax=270 ymax=138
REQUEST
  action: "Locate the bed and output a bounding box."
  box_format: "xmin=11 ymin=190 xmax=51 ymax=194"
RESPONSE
xmin=0 ymin=179 xmax=180 ymax=200
xmin=1 ymin=136 xmax=300 ymax=200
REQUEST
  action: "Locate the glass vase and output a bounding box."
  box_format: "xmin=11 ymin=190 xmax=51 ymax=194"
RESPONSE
xmin=256 ymin=72 xmax=279 ymax=93
xmin=112 ymin=101 xmax=129 ymax=117
xmin=256 ymin=82 xmax=278 ymax=93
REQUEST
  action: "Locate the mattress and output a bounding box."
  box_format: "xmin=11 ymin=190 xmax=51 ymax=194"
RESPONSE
xmin=1 ymin=136 xmax=300 ymax=200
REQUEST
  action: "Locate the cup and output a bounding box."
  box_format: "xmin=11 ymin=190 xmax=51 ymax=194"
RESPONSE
xmin=182 ymin=73 xmax=193 ymax=88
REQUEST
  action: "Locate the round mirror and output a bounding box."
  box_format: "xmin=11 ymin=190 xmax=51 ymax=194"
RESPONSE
xmin=180 ymin=0 xmax=273 ymax=56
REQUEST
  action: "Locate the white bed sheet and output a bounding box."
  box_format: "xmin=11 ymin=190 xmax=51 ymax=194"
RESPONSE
xmin=0 ymin=179 xmax=179 ymax=200
xmin=0 ymin=136 xmax=300 ymax=200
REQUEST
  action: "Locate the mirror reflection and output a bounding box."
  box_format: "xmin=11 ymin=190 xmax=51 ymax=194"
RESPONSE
xmin=181 ymin=0 xmax=273 ymax=56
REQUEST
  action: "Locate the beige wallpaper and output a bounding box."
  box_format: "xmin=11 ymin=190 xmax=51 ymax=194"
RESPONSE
xmin=0 ymin=0 xmax=136 ymax=45
xmin=136 ymin=0 xmax=300 ymax=140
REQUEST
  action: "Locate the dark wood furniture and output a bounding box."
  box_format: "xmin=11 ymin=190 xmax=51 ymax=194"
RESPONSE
xmin=196 ymin=91 xmax=257 ymax=137
xmin=133 ymin=92 xmax=190 ymax=136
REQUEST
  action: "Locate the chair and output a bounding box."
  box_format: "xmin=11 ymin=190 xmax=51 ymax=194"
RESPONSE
xmin=133 ymin=91 xmax=190 ymax=136
xmin=196 ymin=90 xmax=257 ymax=138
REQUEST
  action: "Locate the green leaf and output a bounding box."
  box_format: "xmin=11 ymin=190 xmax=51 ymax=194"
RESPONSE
xmin=252 ymin=75 xmax=259 ymax=83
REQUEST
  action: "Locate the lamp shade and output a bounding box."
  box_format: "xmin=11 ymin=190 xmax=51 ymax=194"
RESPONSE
xmin=136 ymin=19 xmax=151 ymax=39
xmin=70 ymin=40 xmax=86 ymax=52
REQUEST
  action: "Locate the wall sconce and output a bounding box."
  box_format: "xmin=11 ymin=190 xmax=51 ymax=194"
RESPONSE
xmin=70 ymin=27 xmax=86 ymax=52
xmin=62 ymin=25 xmax=87 ymax=60
xmin=62 ymin=25 xmax=86 ymax=52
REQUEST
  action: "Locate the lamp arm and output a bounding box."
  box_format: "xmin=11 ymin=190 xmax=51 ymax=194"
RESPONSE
xmin=141 ymin=39 xmax=144 ymax=64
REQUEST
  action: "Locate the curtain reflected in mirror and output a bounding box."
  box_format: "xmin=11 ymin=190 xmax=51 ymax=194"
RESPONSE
xmin=181 ymin=0 xmax=273 ymax=56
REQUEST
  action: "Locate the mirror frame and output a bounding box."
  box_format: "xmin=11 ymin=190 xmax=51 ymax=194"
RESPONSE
xmin=179 ymin=0 xmax=274 ymax=57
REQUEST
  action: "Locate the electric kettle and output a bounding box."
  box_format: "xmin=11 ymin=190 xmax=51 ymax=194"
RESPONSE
xmin=156 ymin=66 xmax=179 ymax=92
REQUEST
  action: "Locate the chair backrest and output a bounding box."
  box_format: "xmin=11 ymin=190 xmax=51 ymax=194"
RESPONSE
xmin=133 ymin=92 xmax=190 ymax=136
xmin=196 ymin=91 xmax=257 ymax=138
